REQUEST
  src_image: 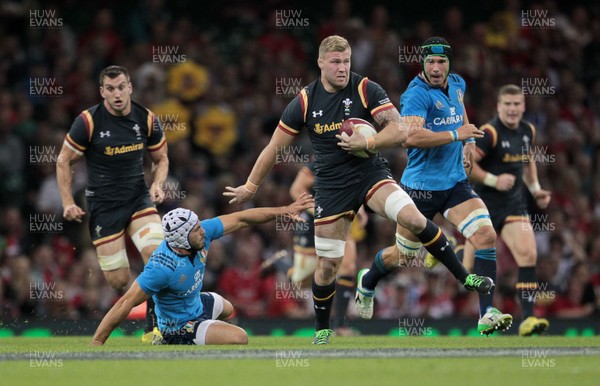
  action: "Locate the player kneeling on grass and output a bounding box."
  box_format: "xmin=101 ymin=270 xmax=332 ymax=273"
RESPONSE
xmin=91 ymin=194 xmax=313 ymax=346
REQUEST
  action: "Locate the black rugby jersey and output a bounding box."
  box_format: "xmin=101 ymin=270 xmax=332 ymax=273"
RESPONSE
xmin=278 ymin=72 xmax=395 ymax=189
xmin=473 ymin=116 xmax=536 ymax=205
xmin=66 ymin=101 xmax=166 ymax=201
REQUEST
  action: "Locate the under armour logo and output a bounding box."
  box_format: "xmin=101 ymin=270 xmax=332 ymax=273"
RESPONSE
xmin=312 ymin=110 xmax=323 ymax=117
xmin=501 ymin=140 xmax=510 ymax=148
xmin=99 ymin=131 xmax=111 ymax=138
xmin=315 ymin=306 xmax=326 ymax=310
xmin=440 ymin=241 xmax=449 ymax=251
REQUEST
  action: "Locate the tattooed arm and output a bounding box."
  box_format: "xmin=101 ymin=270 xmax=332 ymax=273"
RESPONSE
xmin=337 ymin=108 xmax=405 ymax=153
xmin=371 ymin=107 xmax=406 ymax=149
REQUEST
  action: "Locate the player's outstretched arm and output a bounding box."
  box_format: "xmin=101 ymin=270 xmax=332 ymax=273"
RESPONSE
xmin=219 ymin=192 xmax=314 ymax=235
xmin=224 ymin=128 xmax=295 ymax=204
xmin=91 ymin=281 xmax=149 ymax=346
xmin=149 ymin=143 xmax=169 ymax=204
xmin=56 ymin=142 xmax=86 ymax=222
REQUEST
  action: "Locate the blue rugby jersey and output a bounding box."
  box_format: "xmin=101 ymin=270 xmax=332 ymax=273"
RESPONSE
xmin=137 ymin=217 xmax=224 ymax=332
xmin=400 ymin=74 xmax=467 ymax=190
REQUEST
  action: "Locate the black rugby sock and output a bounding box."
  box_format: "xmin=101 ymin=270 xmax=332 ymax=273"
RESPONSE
xmin=145 ymin=297 xmax=157 ymax=333
xmin=312 ymin=279 xmax=336 ymax=331
xmin=417 ymin=220 xmax=469 ymax=283
xmin=517 ymin=266 xmax=537 ymax=319
xmin=333 ymin=276 xmax=354 ymax=329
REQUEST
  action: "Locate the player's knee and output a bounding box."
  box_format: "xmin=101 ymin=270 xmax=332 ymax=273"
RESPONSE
xmin=316 ymin=258 xmax=339 ymax=282
xmin=105 ymin=272 xmax=130 ymax=292
xmin=470 ymin=226 xmax=496 ymax=248
xmin=516 ymin=246 xmax=537 ymax=266
xmin=338 ymin=260 xmax=356 ymax=277
xmin=396 ymin=208 xmax=426 ymax=234
xmin=220 ymin=299 xmax=235 ymax=320
xmin=231 ymin=328 xmax=248 ymax=345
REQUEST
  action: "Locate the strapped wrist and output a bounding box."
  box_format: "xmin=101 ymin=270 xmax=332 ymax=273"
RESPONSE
xmin=450 ymin=130 xmax=458 ymax=142
xmin=483 ymin=173 xmax=498 ymax=188
xmin=244 ymin=179 xmax=259 ymax=194
xmin=526 ymin=181 xmax=541 ymax=194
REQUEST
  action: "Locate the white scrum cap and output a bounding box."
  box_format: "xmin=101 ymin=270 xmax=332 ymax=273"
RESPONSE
xmin=162 ymin=208 xmax=199 ymax=250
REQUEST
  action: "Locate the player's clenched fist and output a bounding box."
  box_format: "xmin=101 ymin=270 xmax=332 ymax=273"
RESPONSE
xmin=150 ymin=182 xmax=165 ymax=204
xmin=63 ymin=204 xmax=86 ymax=223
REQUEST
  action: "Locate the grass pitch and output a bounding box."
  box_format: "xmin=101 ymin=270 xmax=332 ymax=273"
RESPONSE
xmin=1 ymin=336 xmax=599 ymax=386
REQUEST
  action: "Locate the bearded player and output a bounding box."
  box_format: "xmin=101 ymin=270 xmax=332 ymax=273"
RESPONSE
xmin=355 ymin=37 xmax=513 ymax=335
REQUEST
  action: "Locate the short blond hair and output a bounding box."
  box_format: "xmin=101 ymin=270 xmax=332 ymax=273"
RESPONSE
xmin=498 ymin=84 xmax=523 ymax=99
xmin=318 ymin=35 xmax=351 ymax=58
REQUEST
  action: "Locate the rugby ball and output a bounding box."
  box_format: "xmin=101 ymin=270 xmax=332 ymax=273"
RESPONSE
xmin=340 ymin=118 xmax=378 ymax=158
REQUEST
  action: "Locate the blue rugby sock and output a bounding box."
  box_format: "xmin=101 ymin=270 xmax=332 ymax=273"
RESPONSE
xmin=474 ymin=248 xmax=497 ymax=317
xmin=361 ymin=250 xmax=395 ymax=290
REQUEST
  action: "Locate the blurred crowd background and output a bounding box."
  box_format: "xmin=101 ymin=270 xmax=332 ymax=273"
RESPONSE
xmin=0 ymin=0 xmax=599 ymax=324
